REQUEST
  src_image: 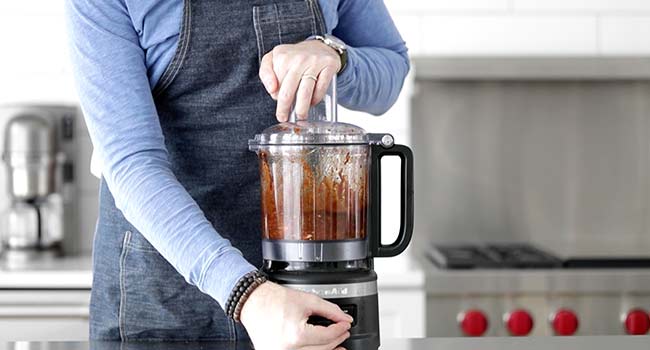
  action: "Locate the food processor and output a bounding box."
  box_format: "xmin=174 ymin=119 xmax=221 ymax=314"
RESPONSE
xmin=249 ymin=79 xmax=414 ymax=349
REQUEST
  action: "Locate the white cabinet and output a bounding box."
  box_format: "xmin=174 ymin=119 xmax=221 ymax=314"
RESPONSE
xmin=378 ymin=289 xmax=426 ymax=338
xmin=0 ymin=288 xmax=425 ymax=341
xmin=375 ymin=257 xmax=426 ymax=339
xmin=0 ymin=290 xmax=90 ymax=341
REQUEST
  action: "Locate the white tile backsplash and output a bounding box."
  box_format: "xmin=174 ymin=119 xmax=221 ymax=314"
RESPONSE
xmin=0 ymin=0 xmax=64 ymax=15
xmin=420 ymin=15 xmax=598 ymax=55
xmin=385 ymin=0 xmax=510 ymax=12
xmin=0 ymin=73 xmax=77 ymax=105
xmin=514 ymin=0 xmax=650 ymax=12
xmin=600 ymin=16 xmax=650 ymax=54
xmin=385 ymin=0 xmax=650 ymax=57
xmin=392 ymin=15 xmax=423 ymax=55
xmin=0 ymin=14 xmax=69 ymax=76
xmin=1 ymin=0 xmax=648 ymax=107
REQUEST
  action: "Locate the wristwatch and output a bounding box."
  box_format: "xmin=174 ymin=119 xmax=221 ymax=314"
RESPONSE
xmin=307 ymin=34 xmax=348 ymax=73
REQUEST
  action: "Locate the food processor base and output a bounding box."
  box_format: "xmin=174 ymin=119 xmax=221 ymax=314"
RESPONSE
xmin=343 ymin=336 xmax=380 ymax=350
xmin=268 ymin=274 xmax=381 ymax=350
xmin=263 ymin=262 xmax=383 ymax=349
xmin=331 ymin=294 xmax=380 ymax=350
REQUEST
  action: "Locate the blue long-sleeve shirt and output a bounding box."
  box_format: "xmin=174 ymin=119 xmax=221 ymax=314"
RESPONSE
xmin=65 ymin=0 xmax=409 ymax=308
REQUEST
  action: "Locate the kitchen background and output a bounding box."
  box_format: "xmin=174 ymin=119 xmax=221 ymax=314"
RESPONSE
xmin=2 ymin=0 xmax=650 ymax=343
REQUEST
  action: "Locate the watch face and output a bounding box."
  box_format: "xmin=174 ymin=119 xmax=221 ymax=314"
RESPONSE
xmin=324 ymin=34 xmax=346 ymax=51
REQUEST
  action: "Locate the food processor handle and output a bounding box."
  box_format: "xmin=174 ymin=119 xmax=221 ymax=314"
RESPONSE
xmin=369 ymin=140 xmax=414 ymax=258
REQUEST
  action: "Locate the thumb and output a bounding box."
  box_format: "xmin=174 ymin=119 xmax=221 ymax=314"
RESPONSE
xmin=307 ymin=295 xmax=354 ymax=324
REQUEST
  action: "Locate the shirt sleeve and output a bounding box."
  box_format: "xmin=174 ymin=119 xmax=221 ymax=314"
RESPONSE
xmin=333 ymin=0 xmax=410 ymax=116
xmin=65 ymin=0 xmax=256 ymax=308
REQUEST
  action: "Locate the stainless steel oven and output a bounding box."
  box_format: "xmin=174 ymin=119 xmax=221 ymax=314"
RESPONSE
xmin=410 ymin=57 xmax=650 ymax=337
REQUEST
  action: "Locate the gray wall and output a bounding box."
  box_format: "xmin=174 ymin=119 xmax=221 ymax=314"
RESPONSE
xmin=412 ymin=80 xmax=650 ymax=256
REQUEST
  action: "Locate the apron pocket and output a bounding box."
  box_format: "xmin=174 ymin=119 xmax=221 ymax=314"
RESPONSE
xmin=253 ymin=1 xmax=319 ymax=61
xmin=124 ymin=229 xmax=161 ymax=253
xmin=118 ymin=230 xmax=233 ymax=340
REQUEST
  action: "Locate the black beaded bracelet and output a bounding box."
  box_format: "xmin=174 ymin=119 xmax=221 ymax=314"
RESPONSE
xmin=225 ymin=270 xmax=267 ymax=322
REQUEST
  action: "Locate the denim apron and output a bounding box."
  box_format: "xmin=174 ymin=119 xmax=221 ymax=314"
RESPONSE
xmin=90 ymin=0 xmax=326 ymax=340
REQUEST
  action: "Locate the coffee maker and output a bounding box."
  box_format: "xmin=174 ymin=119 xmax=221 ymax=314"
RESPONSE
xmin=0 ymin=105 xmax=77 ymax=261
xmin=249 ymin=82 xmax=414 ymax=349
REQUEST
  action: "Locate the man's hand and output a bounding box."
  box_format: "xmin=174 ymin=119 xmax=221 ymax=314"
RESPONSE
xmin=240 ymin=282 xmax=352 ymax=350
xmin=259 ymin=40 xmax=342 ymax=122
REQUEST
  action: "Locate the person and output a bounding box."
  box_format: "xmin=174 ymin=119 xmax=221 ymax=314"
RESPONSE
xmin=65 ymin=0 xmax=409 ymax=349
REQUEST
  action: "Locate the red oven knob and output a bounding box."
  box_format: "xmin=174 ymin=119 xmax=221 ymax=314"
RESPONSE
xmin=551 ymin=309 xmax=579 ymax=336
xmin=505 ymin=309 xmax=534 ymax=336
xmin=623 ymin=309 xmax=650 ymax=335
xmin=458 ymin=309 xmax=488 ymax=337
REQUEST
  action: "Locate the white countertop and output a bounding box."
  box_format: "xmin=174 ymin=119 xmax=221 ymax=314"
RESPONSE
xmin=0 ymin=252 xmax=427 ymax=291
xmin=9 ymin=250 xmax=644 ymax=294
xmin=0 ymin=249 xmax=427 ymax=289
xmin=8 ymin=251 xmax=646 ymax=295
xmin=4 ymin=337 xmax=650 ymax=350
xmin=0 ymin=254 xmax=92 ymax=289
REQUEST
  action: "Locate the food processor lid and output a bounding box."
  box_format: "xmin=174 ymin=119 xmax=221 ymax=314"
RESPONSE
xmin=249 ymin=120 xmax=368 ymax=147
xmin=249 ymin=75 xmax=369 ymax=147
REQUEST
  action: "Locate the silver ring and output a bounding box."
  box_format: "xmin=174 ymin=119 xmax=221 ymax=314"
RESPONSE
xmin=301 ymin=74 xmax=318 ymax=82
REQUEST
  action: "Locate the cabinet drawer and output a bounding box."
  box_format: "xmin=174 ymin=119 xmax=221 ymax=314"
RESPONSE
xmin=0 ymin=318 xmax=88 ymax=341
xmin=0 ymin=289 xmax=90 ymax=341
xmin=0 ymin=290 xmax=90 ymax=305
xmin=378 ymin=289 xmax=426 ymax=338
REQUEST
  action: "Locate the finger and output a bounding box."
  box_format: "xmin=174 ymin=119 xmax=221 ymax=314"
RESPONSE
xmin=275 ymin=67 xmax=303 ymax=122
xmin=329 ymin=332 xmax=350 ymax=349
xmin=311 ymin=66 xmax=337 ymax=106
xmin=259 ymin=51 xmax=279 ymax=97
xmin=302 ymin=323 xmax=350 ymax=347
xmin=294 ymin=74 xmax=317 ymax=119
xmin=272 ymin=45 xmax=292 ymax=85
xmin=300 ymin=332 xmax=350 ymax=350
xmin=307 ymin=295 xmax=354 ymax=324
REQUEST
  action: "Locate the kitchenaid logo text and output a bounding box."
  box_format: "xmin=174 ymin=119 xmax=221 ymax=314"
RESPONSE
xmin=297 ymin=287 xmax=349 ymax=297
